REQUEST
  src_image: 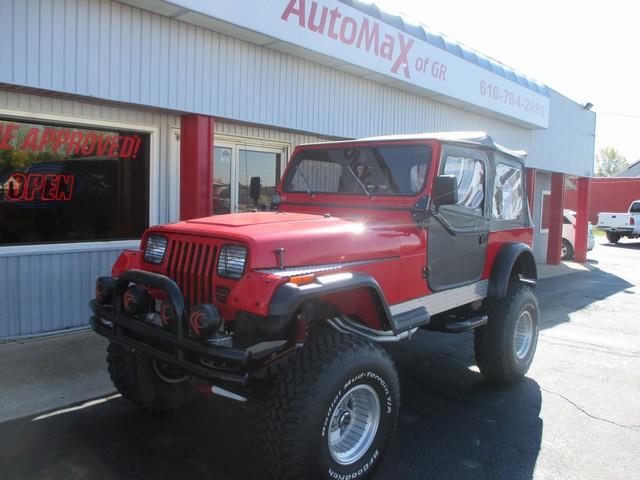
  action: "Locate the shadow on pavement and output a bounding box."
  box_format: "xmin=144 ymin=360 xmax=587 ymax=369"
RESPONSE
xmin=600 ymin=240 xmax=640 ymax=250
xmin=536 ymin=266 xmax=634 ymax=330
xmin=0 ymin=331 xmax=542 ymax=480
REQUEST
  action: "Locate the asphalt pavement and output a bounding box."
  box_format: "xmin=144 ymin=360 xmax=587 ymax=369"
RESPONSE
xmin=1 ymin=237 xmax=639 ymax=480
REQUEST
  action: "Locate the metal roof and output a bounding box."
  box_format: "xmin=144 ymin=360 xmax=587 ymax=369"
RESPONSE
xmin=340 ymin=0 xmax=549 ymax=98
xmin=300 ymin=131 xmax=528 ymax=161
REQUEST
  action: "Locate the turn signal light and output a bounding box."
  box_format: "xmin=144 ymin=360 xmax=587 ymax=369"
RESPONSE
xmin=289 ymin=274 xmax=316 ymax=286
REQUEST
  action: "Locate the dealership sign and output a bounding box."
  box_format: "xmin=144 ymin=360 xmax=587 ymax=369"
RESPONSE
xmin=168 ymin=0 xmax=550 ymax=128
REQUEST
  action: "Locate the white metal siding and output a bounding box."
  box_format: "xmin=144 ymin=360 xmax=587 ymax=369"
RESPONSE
xmin=0 ymin=0 xmax=534 ymax=155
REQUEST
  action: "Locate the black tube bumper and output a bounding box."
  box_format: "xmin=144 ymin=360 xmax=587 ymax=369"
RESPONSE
xmin=90 ymin=269 xmax=251 ymax=385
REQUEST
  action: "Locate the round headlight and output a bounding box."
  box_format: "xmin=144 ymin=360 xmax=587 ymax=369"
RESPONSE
xmin=217 ymin=244 xmax=247 ymax=279
xmin=144 ymin=235 xmax=168 ymax=264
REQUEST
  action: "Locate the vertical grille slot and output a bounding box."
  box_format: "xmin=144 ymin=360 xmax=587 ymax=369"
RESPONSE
xmin=165 ymin=239 xmax=218 ymax=308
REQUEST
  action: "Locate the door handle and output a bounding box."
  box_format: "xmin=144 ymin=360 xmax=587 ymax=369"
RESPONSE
xmin=479 ymin=233 xmax=489 ymax=245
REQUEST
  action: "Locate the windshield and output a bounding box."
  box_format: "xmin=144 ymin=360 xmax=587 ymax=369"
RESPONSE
xmin=282 ymin=144 xmax=432 ymax=196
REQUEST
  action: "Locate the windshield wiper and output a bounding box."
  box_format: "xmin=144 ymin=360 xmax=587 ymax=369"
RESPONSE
xmin=295 ymin=164 xmax=313 ymax=196
xmin=347 ymin=167 xmax=371 ymax=197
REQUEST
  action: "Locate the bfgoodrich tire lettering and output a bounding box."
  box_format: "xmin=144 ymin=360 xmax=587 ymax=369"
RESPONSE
xmin=474 ymin=285 xmax=540 ymax=383
xmin=263 ymin=330 xmax=400 ymax=480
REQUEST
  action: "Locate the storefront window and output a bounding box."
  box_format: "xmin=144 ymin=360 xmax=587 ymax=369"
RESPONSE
xmin=0 ymin=118 xmax=149 ymax=245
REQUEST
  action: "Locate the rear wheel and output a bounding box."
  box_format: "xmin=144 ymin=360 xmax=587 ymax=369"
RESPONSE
xmin=474 ymin=285 xmax=539 ymax=383
xmin=263 ymin=330 xmax=399 ymax=480
xmin=106 ymin=342 xmax=196 ymax=412
xmin=606 ymin=232 xmax=621 ymax=244
xmin=561 ymin=238 xmax=574 ymax=260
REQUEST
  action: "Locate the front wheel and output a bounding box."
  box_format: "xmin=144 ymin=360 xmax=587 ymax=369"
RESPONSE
xmin=106 ymin=342 xmax=196 ymax=412
xmin=263 ymin=330 xmax=400 ymax=480
xmin=474 ymin=285 xmax=540 ymax=383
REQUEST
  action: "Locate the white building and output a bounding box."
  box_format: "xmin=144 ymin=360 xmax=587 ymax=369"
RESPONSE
xmin=0 ymin=0 xmax=596 ymax=338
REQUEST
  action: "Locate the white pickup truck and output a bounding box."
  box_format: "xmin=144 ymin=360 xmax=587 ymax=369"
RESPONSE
xmin=597 ymin=200 xmax=640 ymax=243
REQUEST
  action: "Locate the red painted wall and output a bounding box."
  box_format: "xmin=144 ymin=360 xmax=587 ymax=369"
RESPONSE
xmin=565 ymin=177 xmax=640 ymax=223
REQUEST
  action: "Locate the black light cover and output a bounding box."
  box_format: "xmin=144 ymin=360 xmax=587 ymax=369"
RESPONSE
xmin=95 ymin=277 xmax=117 ymax=305
xmin=123 ymin=285 xmax=151 ymax=316
xmin=188 ymin=304 xmax=222 ymax=340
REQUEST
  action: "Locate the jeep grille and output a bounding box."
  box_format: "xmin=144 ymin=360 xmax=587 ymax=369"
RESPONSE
xmin=165 ymin=239 xmax=218 ymax=308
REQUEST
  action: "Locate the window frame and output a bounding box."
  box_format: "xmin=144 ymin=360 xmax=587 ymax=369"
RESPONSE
xmin=0 ymin=108 xmax=160 ymax=255
xmin=438 ymin=145 xmax=488 ymax=217
xmin=490 ymin=152 xmax=529 ymax=229
xmin=282 ymin=144 xmax=433 ymax=197
xmin=213 ymin=134 xmax=290 ymax=213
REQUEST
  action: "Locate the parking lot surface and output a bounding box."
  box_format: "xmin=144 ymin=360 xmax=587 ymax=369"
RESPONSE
xmin=1 ymin=238 xmax=639 ymax=479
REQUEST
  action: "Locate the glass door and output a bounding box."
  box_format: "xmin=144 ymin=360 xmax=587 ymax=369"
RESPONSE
xmin=213 ymin=145 xmax=233 ymax=214
xmin=213 ymin=140 xmax=286 ymax=214
xmin=237 ymin=148 xmax=282 ymax=212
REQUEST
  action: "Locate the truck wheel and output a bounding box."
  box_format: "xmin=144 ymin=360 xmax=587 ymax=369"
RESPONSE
xmin=106 ymin=342 xmax=196 ymax=413
xmin=606 ymin=232 xmax=621 ymax=244
xmin=263 ymin=330 xmax=399 ymax=480
xmin=561 ymin=239 xmax=574 ymax=260
xmin=474 ymin=285 xmax=539 ymax=383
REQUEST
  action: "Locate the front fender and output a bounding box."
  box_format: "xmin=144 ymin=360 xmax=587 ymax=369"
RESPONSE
xmin=268 ymin=271 xmax=393 ymax=325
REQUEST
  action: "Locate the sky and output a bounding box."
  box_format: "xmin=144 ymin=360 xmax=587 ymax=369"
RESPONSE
xmin=371 ymin=0 xmax=640 ymax=163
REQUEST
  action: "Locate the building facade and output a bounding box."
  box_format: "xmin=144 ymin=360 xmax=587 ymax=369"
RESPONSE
xmin=0 ymin=0 xmax=596 ymax=338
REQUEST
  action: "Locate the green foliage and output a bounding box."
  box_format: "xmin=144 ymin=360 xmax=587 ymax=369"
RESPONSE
xmin=595 ymin=147 xmax=629 ymax=177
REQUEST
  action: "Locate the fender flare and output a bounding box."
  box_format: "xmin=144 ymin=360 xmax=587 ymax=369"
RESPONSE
xmin=488 ymin=242 xmax=538 ymax=299
xmin=268 ymin=271 xmax=394 ymax=328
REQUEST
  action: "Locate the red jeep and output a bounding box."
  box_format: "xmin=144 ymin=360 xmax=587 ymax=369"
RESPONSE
xmin=91 ymin=132 xmax=539 ymax=480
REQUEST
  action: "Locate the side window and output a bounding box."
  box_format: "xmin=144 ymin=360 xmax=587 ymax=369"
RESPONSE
xmin=442 ymin=156 xmax=485 ymax=213
xmin=492 ymin=162 xmax=524 ymax=221
xmin=630 ymin=202 xmax=640 ymax=214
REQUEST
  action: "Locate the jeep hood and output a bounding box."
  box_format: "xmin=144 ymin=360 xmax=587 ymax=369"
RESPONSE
xmin=152 ymin=212 xmax=406 ymax=270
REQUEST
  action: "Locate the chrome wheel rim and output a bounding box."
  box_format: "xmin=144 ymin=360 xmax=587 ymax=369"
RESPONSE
xmin=328 ymin=384 xmax=380 ymax=466
xmin=514 ymin=309 xmax=534 ymax=360
xmin=561 ymin=243 xmax=567 ymax=259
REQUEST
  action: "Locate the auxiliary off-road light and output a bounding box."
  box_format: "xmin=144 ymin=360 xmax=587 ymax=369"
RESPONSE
xmin=144 ymin=235 xmax=168 ymax=264
xmin=123 ymin=285 xmax=151 ymax=316
xmin=95 ymin=276 xmax=117 ymax=304
xmin=188 ymin=304 xmax=222 ymax=340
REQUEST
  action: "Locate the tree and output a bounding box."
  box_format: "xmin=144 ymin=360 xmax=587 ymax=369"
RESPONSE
xmin=595 ymin=147 xmax=629 ymax=177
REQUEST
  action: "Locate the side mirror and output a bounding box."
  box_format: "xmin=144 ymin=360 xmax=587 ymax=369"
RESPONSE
xmin=249 ymin=176 xmax=261 ymax=206
xmin=432 ymin=175 xmax=458 ymax=207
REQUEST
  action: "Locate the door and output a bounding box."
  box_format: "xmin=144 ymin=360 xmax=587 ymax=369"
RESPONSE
xmin=426 ymin=146 xmax=489 ymax=291
xmin=213 ymin=140 xmax=286 ymax=213
xmin=213 ymin=145 xmax=233 ymax=214
xmin=236 ymin=148 xmax=282 ymax=212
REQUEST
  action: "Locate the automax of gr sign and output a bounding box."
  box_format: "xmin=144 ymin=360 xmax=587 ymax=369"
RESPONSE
xmin=167 ymin=0 xmax=550 ymax=128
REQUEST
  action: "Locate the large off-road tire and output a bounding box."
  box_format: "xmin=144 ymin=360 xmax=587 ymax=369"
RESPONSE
xmin=263 ymin=330 xmax=400 ymax=480
xmin=561 ymin=238 xmax=574 ymax=260
xmin=474 ymin=285 xmax=540 ymax=383
xmin=106 ymin=342 xmax=196 ymax=413
xmin=606 ymin=231 xmax=621 ymax=244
